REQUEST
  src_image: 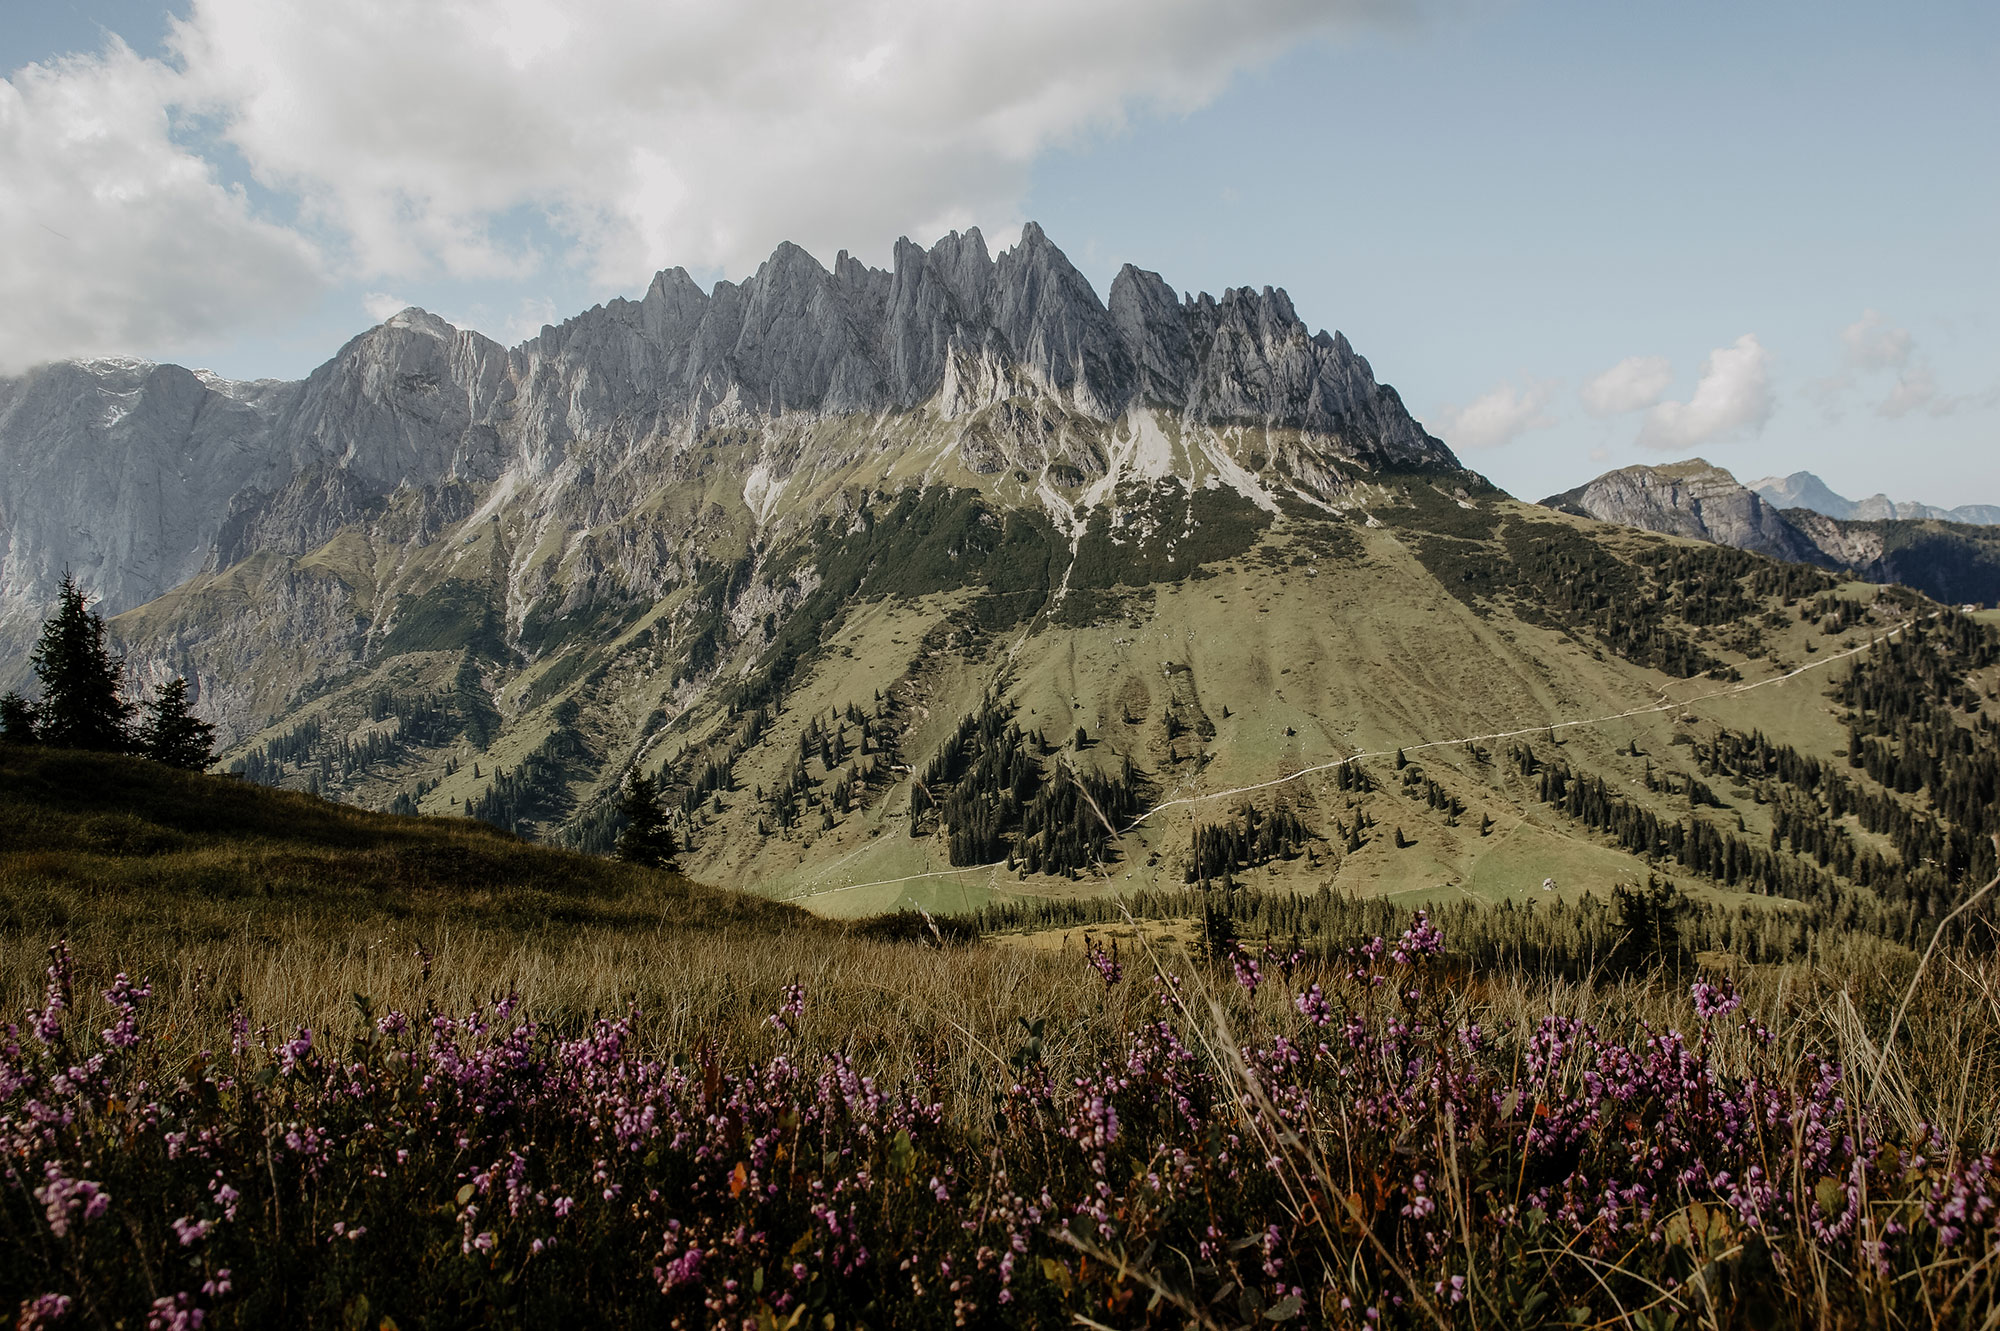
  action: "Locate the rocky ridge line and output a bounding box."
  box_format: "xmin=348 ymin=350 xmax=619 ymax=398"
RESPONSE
xmin=0 ymin=224 xmax=1451 ymax=653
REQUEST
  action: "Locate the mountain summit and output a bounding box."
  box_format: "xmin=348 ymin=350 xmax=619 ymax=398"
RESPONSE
xmin=1747 ymin=470 xmax=2000 ymax=526
xmin=1540 ymin=459 xmax=1826 ymax=565
xmin=0 ymin=223 xmax=1451 ymax=653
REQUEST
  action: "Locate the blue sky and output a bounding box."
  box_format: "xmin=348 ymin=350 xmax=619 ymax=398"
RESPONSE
xmin=4 ymin=0 xmax=1994 ymax=505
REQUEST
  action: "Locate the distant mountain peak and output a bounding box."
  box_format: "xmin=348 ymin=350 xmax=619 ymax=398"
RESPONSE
xmin=1542 ymin=458 xmax=1826 ymax=565
xmin=1747 ymin=470 xmax=2000 ymax=527
xmin=1544 ymin=459 xmax=2000 ymax=608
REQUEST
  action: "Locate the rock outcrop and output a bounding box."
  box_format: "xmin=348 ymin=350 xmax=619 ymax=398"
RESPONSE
xmin=1545 ymin=460 xmax=2000 ymax=607
xmin=1541 ymin=460 xmax=1828 ymax=565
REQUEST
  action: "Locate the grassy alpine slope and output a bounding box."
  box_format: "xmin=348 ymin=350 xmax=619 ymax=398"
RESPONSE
xmin=5 ymin=749 xmax=2000 ymax=1327
xmin=120 ymin=448 xmax=1999 ymax=941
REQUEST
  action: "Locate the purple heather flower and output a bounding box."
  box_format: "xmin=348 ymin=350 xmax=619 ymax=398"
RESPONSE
xmin=145 ymin=1293 xmax=205 ymax=1331
xmin=1691 ymin=978 xmax=1743 ymax=1020
xmin=1231 ymin=948 xmax=1262 ymax=996
xmin=16 ymin=1294 xmax=72 ymax=1329
xmin=1085 ymin=938 xmax=1123 ymax=987
xmin=767 ymin=982 xmax=807 ymax=1036
xmin=35 ymin=1166 xmax=110 ymax=1237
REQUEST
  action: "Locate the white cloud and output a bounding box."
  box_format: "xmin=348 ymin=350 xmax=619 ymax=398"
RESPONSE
xmin=3 ymin=1 xmax=1422 ymax=368
xmin=1842 ymin=309 xmax=1912 ymax=372
xmin=0 ymin=42 xmax=324 ymax=373
xmin=1635 ymin=334 xmax=1773 ymax=452
xmin=172 ymin=0 xmax=1412 ymax=286
xmin=1579 ymin=354 xmax=1671 ymax=417
xmin=1433 ymin=379 xmax=1557 ymax=450
xmin=1878 ymin=364 xmax=1938 ymax=418
xmin=361 ymin=292 xmax=411 ymax=322
xmin=1826 ymin=310 xmax=1974 ymax=419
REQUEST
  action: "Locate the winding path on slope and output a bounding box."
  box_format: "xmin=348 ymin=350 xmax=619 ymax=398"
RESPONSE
xmin=780 ymin=614 xmax=1932 ymax=903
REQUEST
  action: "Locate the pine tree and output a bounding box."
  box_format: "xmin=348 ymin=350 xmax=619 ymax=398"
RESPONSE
xmin=0 ymin=691 xmax=36 ymax=743
xmin=138 ymin=677 xmax=217 ymax=770
xmin=29 ymin=574 xmax=133 ymax=752
xmin=616 ymin=772 xmax=678 ymax=869
xmin=455 ymin=653 xmax=498 ymax=750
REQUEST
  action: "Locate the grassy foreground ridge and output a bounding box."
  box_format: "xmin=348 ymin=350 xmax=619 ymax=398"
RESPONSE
xmin=4 ymin=750 xmax=1999 ymax=1328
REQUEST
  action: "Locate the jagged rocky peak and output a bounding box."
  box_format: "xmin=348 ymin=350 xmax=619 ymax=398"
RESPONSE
xmin=0 ymin=354 xmax=297 ymax=633
xmin=1542 ymin=459 xmax=1829 ymax=565
xmin=514 ymin=221 xmax=1454 ymax=461
xmin=279 ymin=307 xmax=512 ymax=492
xmin=0 ymin=221 xmax=1456 ymax=676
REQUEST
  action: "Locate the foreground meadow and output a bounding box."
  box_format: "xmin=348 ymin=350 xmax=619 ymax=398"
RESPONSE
xmin=4 ymin=750 xmax=1998 ymax=1328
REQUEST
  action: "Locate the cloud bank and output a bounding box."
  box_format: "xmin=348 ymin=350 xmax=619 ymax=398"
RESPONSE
xmin=1841 ymin=309 xmax=1912 ymax=373
xmin=1 ymin=0 xmax=1419 ymax=372
xmin=1433 ymin=379 xmax=1556 ymax=450
xmin=1636 ymin=334 xmax=1772 ymax=451
xmin=0 ymin=42 xmax=324 ymax=372
xmin=1579 ymin=354 xmax=1671 ymax=417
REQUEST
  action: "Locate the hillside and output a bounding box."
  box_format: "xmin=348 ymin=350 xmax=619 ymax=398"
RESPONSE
xmin=0 ymin=744 xmax=814 ymax=946
xmin=3 ymin=229 xmax=1998 ymax=954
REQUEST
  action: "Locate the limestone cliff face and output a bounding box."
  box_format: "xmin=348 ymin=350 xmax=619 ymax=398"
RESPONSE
xmin=0 ymin=359 xmax=295 ymax=635
xmin=1541 ymin=460 xmax=1828 ymax=566
xmin=0 ymin=225 xmax=1448 ymax=675
xmin=1783 ymin=509 xmax=2000 ymax=607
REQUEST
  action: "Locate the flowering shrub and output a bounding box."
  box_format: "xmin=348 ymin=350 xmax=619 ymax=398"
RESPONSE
xmin=4 ymin=922 xmax=1996 ymax=1327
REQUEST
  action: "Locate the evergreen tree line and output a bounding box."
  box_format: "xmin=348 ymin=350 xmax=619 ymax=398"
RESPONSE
xmin=0 ymin=573 xmax=214 ymax=770
xmin=1400 ymin=763 xmax=1470 ymax=823
xmin=1500 ymin=524 xmax=1728 ymax=679
xmin=912 ymin=698 xmax=1147 ymax=876
xmin=1635 ymin=759 xmax=1725 ymax=808
xmin=1746 ymin=558 xmax=1840 ymax=602
xmin=1830 ymin=612 xmax=2000 ymax=888
xmin=231 ymin=683 xmax=474 ymax=792
xmin=466 ymin=700 xmax=592 ymax=836
xmin=1514 ymin=723 xmax=1992 ymax=948
xmin=1688 ymin=724 xmax=1986 ymax=921
xmin=737 ymin=696 xmax=898 ymax=836
xmin=972 ymin=882 xmax=1841 ymax=979
xmin=1511 ymin=743 xmax=1851 ymax=908
xmin=454 ymin=654 xmax=501 ymax=750
xmin=1805 ymin=593 xmax=1872 ymax=633
xmin=1187 ymin=804 xmax=1312 ymax=887
xmin=233 ymin=721 xmax=408 ymax=793
xmin=232 ymin=715 xmax=324 ymax=785
xmin=1638 ymin=544 xmax=1768 ymax=626
xmin=368 ymin=687 xmax=460 ymax=747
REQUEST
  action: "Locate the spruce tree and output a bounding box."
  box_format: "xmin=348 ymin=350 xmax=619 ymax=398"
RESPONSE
xmin=616 ymin=772 xmax=678 ymax=869
xmin=29 ymin=574 xmax=133 ymax=752
xmin=0 ymin=691 xmax=36 ymax=743
xmin=139 ymin=677 xmax=217 ymax=770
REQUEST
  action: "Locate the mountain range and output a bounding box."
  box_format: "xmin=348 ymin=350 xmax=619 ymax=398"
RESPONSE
xmin=0 ymin=222 xmax=1438 ymax=650
xmin=1543 ymin=459 xmax=2000 ymax=607
xmin=4 ymin=224 xmax=1997 ymax=928
xmin=1749 ymin=471 xmax=2000 ymax=526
